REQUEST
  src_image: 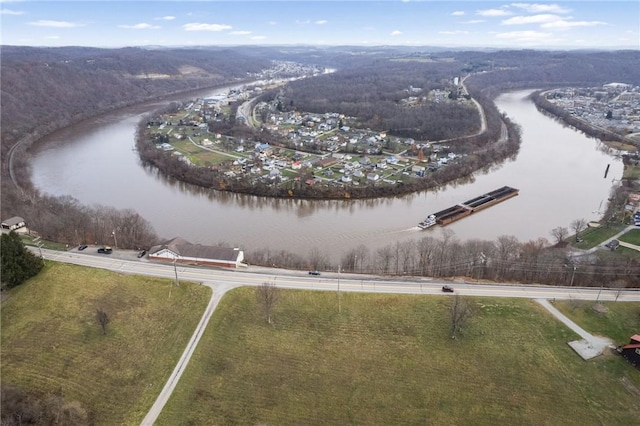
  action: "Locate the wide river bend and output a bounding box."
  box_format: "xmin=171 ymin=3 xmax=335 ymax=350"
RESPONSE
xmin=31 ymin=89 xmax=622 ymax=261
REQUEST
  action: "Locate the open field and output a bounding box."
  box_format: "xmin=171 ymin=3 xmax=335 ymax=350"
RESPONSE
xmin=554 ymin=300 xmax=640 ymax=344
xmin=1 ymin=263 xmax=211 ymax=425
xmin=159 ymin=288 xmax=640 ymax=425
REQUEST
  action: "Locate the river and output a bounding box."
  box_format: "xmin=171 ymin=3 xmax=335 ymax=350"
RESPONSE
xmin=30 ymin=89 xmax=623 ymax=260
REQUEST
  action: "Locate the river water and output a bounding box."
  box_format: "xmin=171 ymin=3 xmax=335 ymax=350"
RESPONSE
xmin=30 ymin=89 xmax=623 ymax=260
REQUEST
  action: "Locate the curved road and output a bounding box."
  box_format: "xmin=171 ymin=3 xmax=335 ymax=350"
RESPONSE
xmin=34 ymin=248 xmax=640 ymax=424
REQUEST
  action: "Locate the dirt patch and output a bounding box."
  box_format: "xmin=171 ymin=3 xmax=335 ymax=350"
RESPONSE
xmin=591 ymin=303 xmax=609 ymax=314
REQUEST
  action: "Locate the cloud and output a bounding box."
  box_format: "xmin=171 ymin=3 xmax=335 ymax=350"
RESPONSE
xmin=44 ymin=35 xmax=60 ymax=40
xmin=183 ymin=23 xmax=232 ymax=32
xmin=0 ymin=8 xmax=24 ymax=15
xmin=155 ymin=16 xmax=175 ymax=21
xmin=251 ymin=35 xmax=267 ymax=40
xmin=494 ymin=30 xmax=553 ymax=43
xmin=510 ymin=3 xmax=570 ymax=14
xmin=28 ymin=20 xmax=84 ymax=28
xmin=541 ymin=20 xmax=606 ymax=29
xmin=230 ymin=30 xmax=251 ymax=35
xmin=391 ymin=30 xmax=402 ymax=36
xmin=452 ymin=11 xmax=465 ymax=16
xmin=502 ymin=14 xmax=563 ymax=25
xmin=439 ymin=30 xmax=470 ymax=35
xmin=315 ymin=20 xmax=328 ymax=25
xmin=462 ymin=20 xmax=484 ymax=24
xmin=118 ymin=23 xmax=160 ymax=30
xmin=477 ymin=8 xmax=512 ymax=17
xmin=268 ymin=21 xmax=277 ymax=26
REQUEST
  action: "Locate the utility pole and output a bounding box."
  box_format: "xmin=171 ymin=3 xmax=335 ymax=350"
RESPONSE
xmin=173 ymin=258 xmax=179 ymax=286
xmin=112 ymin=230 xmax=118 ymax=250
xmin=337 ymin=264 xmax=341 ymax=313
xmin=570 ymin=265 xmax=577 ymax=287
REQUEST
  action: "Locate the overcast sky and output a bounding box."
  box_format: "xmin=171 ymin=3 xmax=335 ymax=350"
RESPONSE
xmin=1 ymin=1 xmax=638 ymax=49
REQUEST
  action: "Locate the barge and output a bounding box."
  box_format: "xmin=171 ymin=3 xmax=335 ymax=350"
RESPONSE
xmin=418 ymin=186 xmax=518 ymax=229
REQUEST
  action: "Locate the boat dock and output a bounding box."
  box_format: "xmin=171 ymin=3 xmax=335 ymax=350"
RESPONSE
xmin=419 ymin=186 xmax=519 ymax=229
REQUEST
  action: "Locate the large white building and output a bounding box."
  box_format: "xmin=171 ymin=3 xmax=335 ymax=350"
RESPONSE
xmin=148 ymin=237 xmax=245 ymax=269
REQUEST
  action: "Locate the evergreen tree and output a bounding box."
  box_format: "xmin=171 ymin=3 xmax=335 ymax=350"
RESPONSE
xmin=1 ymin=232 xmax=44 ymax=290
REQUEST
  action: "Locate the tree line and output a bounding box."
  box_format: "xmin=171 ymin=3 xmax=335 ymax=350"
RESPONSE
xmin=0 ymin=182 xmax=158 ymax=251
xmin=247 ymin=229 xmax=640 ymax=289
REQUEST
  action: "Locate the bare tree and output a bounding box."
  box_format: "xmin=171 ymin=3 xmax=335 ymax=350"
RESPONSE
xmin=256 ymin=282 xmax=279 ymax=324
xmin=96 ymin=309 xmax=109 ymax=335
xmin=450 ymin=293 xmax=473 ymax=339
xmin=610 ymin=279 xmax=627 ymax=302
xmin=550 ymin=226 xmax=569 ymax=245
xmin=570 ymin=218 xmax=587 ymax=241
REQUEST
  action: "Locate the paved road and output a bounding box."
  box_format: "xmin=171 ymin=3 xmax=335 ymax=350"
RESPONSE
xmin=32 ymin=247 xmax=640 ymax=425
xmin=35 ymin=248 xmax=640 ymax=302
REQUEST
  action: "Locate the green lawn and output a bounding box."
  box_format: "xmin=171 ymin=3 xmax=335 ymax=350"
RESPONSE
xmin=158 ymin=288 xmax=640 ymax=425
xmin=1 ymin=263 xmax=211 ymax=425
xmin=554 ymin=300 xmax=640 ymax=344
xmin=572 ymin=224 xmax=626 ymax=249
xmin=619 ymin=228 xmax=640 ymax=245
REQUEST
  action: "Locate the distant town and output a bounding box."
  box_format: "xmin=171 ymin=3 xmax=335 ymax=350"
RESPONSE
xmin=543 ymin=83 xmax=640 ymax=140
xmin=145 ymin=76 xmax=472 ymax=193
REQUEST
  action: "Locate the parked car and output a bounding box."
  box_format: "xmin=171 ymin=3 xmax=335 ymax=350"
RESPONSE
xmin=137 ymin=249 xmax=146 ymax=258
xmin=605 ymin=239 xmax=619 ymax=250
xmin=97 ymin=246 xmax=113 ymax=254
xmin=308 ymin=270 xmax=321 ymax=276
xmin=78 ymin=244 xmax=88 ymax=251
xmin=441 ymin=285 xmax=454 ymax=293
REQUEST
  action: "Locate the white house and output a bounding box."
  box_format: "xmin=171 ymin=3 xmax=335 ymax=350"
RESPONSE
xmin=1 ymin=216 xmax=27 ymax=232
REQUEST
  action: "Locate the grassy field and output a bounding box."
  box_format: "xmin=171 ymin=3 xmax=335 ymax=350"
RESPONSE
xmin=619 ymin=228 xmax=640 ymax=245
xmin=572 ymin=224 xmax=626 ymax=249
xmin=158 ymin=288 xmax=640 ymax=425
xmin=1 ymin=262 xmax=211 ymax=425
xmin=554 ymin=300 xmax=640 ymax=344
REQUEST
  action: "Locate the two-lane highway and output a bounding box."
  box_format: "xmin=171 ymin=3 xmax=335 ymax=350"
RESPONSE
xmin=38 ymin=248 xmax=640 ymax=302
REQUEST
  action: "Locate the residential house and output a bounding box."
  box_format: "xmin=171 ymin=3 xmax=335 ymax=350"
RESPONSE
xmin=1 ymin=216 xmax=27 ymax=232
xmin=617 ymin=334 xmax=640 ymax=367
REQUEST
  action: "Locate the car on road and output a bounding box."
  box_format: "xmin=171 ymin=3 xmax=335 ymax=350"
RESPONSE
xmin=441 ymin=285 xmax=454 ymax=293
xmin=78 ymin=244 xmax=88 ymax=251
xmin=137 ymin=249 xmax=146 ymax=258
xmin=308 ymin=270 xmax=321 ymax=276
xmin=97 ymin=246 xmax=113 ymax=254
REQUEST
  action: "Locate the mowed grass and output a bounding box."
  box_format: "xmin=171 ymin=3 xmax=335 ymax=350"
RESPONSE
xmin=1 ymin=262 xmax=211 ymax=425
xmin=619 ymin=228 xmax=640 ymax=245
xmin=554 ymin=300 xmax=640 ymax=344
xmin=159 ymin=289 xmax=640 ymax=425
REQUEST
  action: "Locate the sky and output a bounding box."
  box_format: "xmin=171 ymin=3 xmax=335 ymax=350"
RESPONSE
xmin=1 ymin=0 xmax=638 ymax=49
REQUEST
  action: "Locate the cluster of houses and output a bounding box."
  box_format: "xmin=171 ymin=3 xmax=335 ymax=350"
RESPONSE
xmin=545 ymin=83 xmax=640 ymax=138
xmin=149 ymin=92 xmax=463 ymax=190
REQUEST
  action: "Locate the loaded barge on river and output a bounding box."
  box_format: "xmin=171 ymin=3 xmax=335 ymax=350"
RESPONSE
xmin=418 ymin=186 xmax=519 ymax=229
